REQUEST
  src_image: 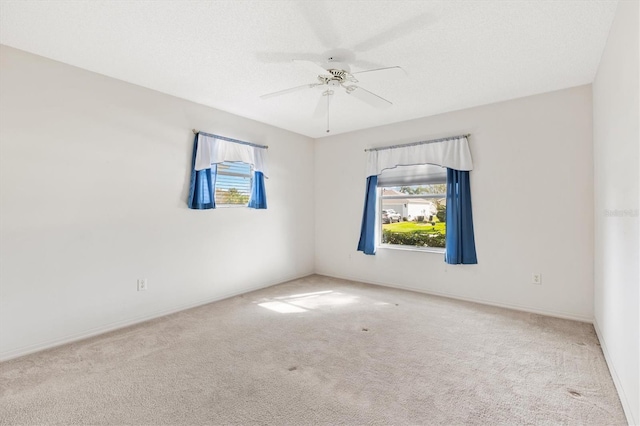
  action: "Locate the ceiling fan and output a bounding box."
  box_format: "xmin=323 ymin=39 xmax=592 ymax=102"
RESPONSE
xmin=260 ymin=56 xmax=405 ymax=133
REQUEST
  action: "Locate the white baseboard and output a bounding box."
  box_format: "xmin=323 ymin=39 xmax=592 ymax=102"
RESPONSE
xmin=593 ymin=319 xmax=638 ymax=426
xmin=0 ymin=272 xmax=313 ymax=362
xmin=316 ymin=271 xmax=594 ymax=323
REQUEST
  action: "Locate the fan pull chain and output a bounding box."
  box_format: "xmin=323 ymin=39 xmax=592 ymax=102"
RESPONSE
xmin=326 ymin=93 xmax=330 ymax=133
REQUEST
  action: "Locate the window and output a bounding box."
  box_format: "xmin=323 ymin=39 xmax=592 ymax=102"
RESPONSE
xmin=215 ymin=161 xmax=253 ymax=206
xmin=378 ymin=164 xmax=447 ymax=250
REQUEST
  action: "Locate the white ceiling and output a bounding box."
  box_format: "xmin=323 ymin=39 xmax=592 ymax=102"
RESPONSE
xmin=0 ymin=0 xmax=618 ymax=138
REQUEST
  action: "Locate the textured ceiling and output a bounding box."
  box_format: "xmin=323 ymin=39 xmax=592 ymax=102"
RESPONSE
xmin=0 ymin=0 xmax=618 ymax=138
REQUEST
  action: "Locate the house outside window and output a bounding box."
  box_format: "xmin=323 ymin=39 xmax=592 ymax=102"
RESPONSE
xmin=378 ymin=164 xmax=447 ymax=251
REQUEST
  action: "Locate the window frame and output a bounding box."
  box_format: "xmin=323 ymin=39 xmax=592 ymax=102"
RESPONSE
xmin=377 ymin=183 xmax=447 ymax=254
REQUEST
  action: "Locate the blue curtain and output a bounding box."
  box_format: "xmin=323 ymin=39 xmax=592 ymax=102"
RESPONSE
xmin=187 ymin=135 xmax=216 ymax=209
xmin=445 ymin=169 xmax=477 ymax=264
xmin=248 ymin=171 xmax=267 ymax=209
xmin=357 ymin=175 xmax=378 ymax=255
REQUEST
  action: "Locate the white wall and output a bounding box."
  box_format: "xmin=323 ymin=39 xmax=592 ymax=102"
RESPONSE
xmin=593 ymin=0 xmax=639 ymax=423
xmin=315 ymin=85 xmax=594 ymax=321
xmin=0 ymin=46 xmax=315 ymax=360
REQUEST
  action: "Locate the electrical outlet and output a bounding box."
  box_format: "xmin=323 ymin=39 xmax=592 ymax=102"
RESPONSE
xmin=532 ymin=273 xmax=542 ymax=285
xmin=137 ymin=278 xmax=148 ymax=291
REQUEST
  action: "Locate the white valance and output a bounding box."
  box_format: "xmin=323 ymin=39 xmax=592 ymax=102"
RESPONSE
xmin=194 ymin=134 xmax=268 ymax=177
xmin=366 ymin=136 xmax=473 ymax=177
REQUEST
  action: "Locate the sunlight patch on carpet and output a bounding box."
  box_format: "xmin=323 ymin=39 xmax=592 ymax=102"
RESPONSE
xmin=257 ymin=301 xmax=307 ymax=313
xmin=256 ymin=290 xmax=360 ymax=312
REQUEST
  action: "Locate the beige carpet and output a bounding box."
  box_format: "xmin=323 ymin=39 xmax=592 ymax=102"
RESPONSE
xmin=0 ymin=275 xmax=626 ymax=425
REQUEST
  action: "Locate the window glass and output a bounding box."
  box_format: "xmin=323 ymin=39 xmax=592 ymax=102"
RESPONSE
xmin=216 ymin=161 xmax=252 ymax=206
xmin=380 ymin=183 xmax=447 ymax=249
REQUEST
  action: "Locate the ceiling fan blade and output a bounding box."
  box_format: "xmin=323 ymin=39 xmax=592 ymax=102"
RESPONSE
xmin=346 ymin=86 xmax=392 ymax=109
xmin=352 ymin=66 xmax=407 ymax=77
xmin=351 ymin=58 xmax=386 ymax=70
xmin=260 ymin=83 xmax=318 ymax=99
xmin=313 ymin=91 xmax=334 ymax=119
xmin=256 ymin=51 xmax=321 ymax=63
xmin=293 ymin=59 xmax=329 ymax=76
xmin=296 ymin=1 xmax=341 ymax=49
xmin=351 ymin=13 xmax=436 ymax=53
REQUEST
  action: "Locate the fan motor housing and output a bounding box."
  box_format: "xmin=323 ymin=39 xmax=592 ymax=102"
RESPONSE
xmin=329 ymin=69 xmax=347 ymax=80
xmin=318 ymin=69 xmax=348 ymax=85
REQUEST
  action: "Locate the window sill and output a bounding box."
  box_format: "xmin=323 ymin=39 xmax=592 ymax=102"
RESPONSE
xmin=377 ymin=244 xmax=445 ymax=254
